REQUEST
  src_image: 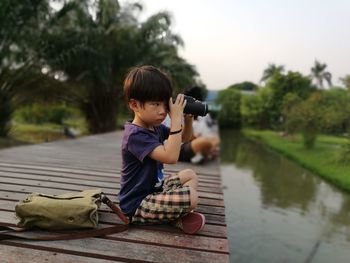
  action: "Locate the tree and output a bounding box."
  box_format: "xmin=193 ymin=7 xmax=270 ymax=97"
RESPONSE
xmin=38 ymin=1 xmax=198 ymax=133
xmin=240 ymin=87 xmax=273 ymax=129
xmin=0 ymin=0 xmax=52 ymax=136
xmin=133 ymin=12 xmax=198 ymax=94
xmin=320 ymin=88 xmax=350 ymax=134
xmin=0 ymin=0 xmax=50 ymax=69
xmin=260 ymin=63 xmax=285 ymax=83
xmin=281 ymin=93 xmax=302 ymax=135
xmin=265 ymin=71 xmax=315 ymax=128
xmin=228 ymin=81 xmax=258 ymax=91
xmin=340 ymin=75 xmax=350 ymax=91
xmin=310 ymin=60 xmax=332 ymax=88
xmin=1 ymin=0 xmax=199 ymax=135
xmin=216 ymin=89 xmax=241 ymax=128
xmin=282 ymin=92 xmax=323 ymax=149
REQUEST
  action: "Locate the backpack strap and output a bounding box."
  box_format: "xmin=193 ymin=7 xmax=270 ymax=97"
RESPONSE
xmin=0 ymin=224 xmax=128 ymax=241
xmin=100 ymin=193 xmax=130 ymax=225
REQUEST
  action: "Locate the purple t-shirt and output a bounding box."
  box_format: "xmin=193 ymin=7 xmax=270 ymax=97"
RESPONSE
xmin=118 ymin=122 xmax=170 ymax=216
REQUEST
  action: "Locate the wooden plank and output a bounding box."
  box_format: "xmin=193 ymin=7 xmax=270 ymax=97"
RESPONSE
xmin=0 ymin=163 xmax=222 ymax=184
xmin=0 ymin=190 xmax=225 ymax=208
xmin=0 ymin=195 xmax=225 ymax=216
xmin=0 ymin=199 xmax=226 ymax=227
xmin=0 ymin=171 xmax=223 ymax=194
xmin=0 ymin=131 xmax=229 ymax=262
xmin=0 ymin=244 xmax=121 ymax=263
xmin=0 ymin=221 xmax=228 ymax=253
xmin=0 ymin=162 xmax=121 ymax=177
xmin=1 ymin=238 xmax=229 ymax=263
xmin=0 ymin=166 xmax=222 ymax=189
xmin=0 ymin=181 xmax=224 ymax=201
xmin=0 ymin=210 xmax=227 ymax=238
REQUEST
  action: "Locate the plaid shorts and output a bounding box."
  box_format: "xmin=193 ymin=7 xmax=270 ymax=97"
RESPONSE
xmin=131 ymin=174 xmax=192 ymax=224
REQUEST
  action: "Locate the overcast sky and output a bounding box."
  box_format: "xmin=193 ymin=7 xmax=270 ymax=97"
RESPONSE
xmin=125 ymin=0 xmax=350 ymax=90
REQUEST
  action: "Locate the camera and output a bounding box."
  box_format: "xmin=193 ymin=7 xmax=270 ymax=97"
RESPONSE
xmin=173 ymin=95 xmax=209 ymax=116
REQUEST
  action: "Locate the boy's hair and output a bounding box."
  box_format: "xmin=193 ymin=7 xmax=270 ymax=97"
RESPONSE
xmin=123 ymin=65 xmax=173 ymax=104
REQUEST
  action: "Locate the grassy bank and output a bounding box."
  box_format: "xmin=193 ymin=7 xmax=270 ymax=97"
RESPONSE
xmin=0 ymin=117 xmax=87 ymax=149
xmin=0 ymin=113 xmax=130 ymax=149
xmin=243 ymin=129 xmax=350 ymax=192
xmin=0 ymin=123 xmax=74 ymax=149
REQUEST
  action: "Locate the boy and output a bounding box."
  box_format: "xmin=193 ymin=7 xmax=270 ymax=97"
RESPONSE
xmin=119 ymin=65 xmax=205 ymax=234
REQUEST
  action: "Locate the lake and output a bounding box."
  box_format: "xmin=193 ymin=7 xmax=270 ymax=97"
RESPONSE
xmin=220 ymin=130 xmax=350 ymax=263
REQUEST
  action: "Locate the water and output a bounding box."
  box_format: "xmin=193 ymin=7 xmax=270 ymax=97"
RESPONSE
xmin=220 ymin=130 xmax=350 ymax=263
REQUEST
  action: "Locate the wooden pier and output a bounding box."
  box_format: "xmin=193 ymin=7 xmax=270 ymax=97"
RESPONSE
xmin=0 ymin=131 xmax=229 ymax=262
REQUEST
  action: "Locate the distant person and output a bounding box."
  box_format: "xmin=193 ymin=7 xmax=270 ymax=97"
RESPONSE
xmin=181 ymin=86 xmax=220 ymax=163
xmin=163 ymin=114 xmax=219 ymax=164
xmin=63 ymin=126 xmax=76 ymax=139
xmin=119 ymin=65 xmax=205 ymax=234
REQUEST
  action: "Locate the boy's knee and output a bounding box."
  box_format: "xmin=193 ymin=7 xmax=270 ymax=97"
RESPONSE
xmin=179 ymin=169 xmax=198 ymax=190
xmin=183 ymin=168 xmax=197 ymax=179
xmin=188 ymin=187 xmax=199 ymax=210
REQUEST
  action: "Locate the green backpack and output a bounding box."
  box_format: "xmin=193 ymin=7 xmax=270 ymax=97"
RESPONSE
xmin=0 ymin=189 xmax=129 ymax=241
xmin=15 ymin=189 xmax=103 ymax=230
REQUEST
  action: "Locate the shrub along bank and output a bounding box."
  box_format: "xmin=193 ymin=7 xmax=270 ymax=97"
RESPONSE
xmin=243 ymin=129 xmax=350 ymax=192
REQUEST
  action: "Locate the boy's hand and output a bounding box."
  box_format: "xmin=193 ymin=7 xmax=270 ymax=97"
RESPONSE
xmin=169 ymin=94 xmax=187 ymax=127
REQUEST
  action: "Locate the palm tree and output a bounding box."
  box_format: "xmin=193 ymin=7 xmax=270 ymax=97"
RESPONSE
xmin=0 ymin=63 xmax=67 ymax=136
xmin=39 ymin=1 xmax=198 ymax=133
xmin=340 ymin=75 xmax=350 ymax=91
xmin=0 ymin=0 xmax=52 ymax=137
xmin=310 ymin=60 xmax=332 ymax=89
xmin=128 ymin=11 xmax=198 ymax=93
xmin=260 ymin=63 xmax=285 ymax=83
xmin=0 ymin=0 xmax=199 ymax=135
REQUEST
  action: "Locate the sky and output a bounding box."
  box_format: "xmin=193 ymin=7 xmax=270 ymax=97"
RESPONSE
xmin=123 ymin=0 xmax=350 ymax=90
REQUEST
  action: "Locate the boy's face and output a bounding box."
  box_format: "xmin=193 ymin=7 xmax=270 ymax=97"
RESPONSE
xmin=129 ymin=99 xmax=168 ymax=128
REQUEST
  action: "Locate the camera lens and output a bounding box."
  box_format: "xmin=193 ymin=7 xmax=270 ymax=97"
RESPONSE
xmin=183 ymin=95 xmax=209 ymax=116
xmin=172 ymin=95 xmax=209 ymax=116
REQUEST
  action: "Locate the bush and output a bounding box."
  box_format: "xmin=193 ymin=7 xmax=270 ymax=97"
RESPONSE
xmin=216 ymin=89 xmax=241 ymax=128
xmin=241 ymin=87 xmax=273 ymax=129
xmin=265 ymin=71 xmax=315 ymax=128
xmin=15 ymin=104 xmax=76 ymax=125
xmin=335 ymin=142 xmax=350 ymax=164
xmin=281 ymin=93 xmax=302 ymax=134
xmin=320 ymin=88 xmax=350 ymax=134
xmin=228 ymin=81 xmax=258 ymax=91
xmin=282 ymin=92 xmax=323 ymax=149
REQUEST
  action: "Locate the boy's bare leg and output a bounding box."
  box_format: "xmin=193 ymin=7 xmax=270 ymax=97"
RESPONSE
xmin=178 ymin=169 xmax=199 ymax=210
xmin=178 ymin=169 xmax=198 ymax=189
xmin=173 ymin=170 xmax=205 ymax=235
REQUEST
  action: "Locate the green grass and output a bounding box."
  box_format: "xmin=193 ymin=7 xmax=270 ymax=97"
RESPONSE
xmin=9 ymin=123 xmax=68 ymax=145
xmin=0 ymin=114 xmax=129 ymax=149
xmin=0 ymin=117 xmax=88 ymax=149
xmin=0 ymin=137 xmax=29 ymax=149
xmin=243 ymin=129 xmax=350 ymax=192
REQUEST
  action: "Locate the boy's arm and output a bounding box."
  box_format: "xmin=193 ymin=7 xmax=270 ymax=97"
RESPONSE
xmin=149 ymin=95 xmax=185 ymax=164
xmin=150 ymin=131 xmax=182 ymax=164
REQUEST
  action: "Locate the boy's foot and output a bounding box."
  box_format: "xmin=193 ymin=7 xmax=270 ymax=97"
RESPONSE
xmin=174 ymin=212 xmax=205 ymax=234
xmin=191 ymin=153 xmax=204 ymax=164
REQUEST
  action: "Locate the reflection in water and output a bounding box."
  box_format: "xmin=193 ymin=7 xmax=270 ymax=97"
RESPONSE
xmin=220 ymin=130 xmax=350 ymax=263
